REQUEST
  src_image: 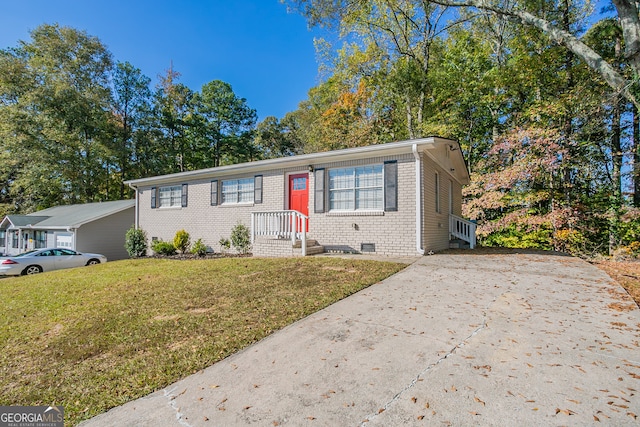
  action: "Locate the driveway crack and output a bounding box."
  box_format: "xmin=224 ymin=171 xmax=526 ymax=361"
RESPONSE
xmin=163 ymin=387 xmax=192 ymax=427
xmin=359 ymin=297 xmax=495 ymax=426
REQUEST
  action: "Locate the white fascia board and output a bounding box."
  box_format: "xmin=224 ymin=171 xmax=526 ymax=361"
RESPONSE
xmin=422 ymin=139 xmax=470 ymax=185
xmin=124 ymin=137 xmax=451 ymax=188
xmin=0 ymin=217 xmax=13 ymax=229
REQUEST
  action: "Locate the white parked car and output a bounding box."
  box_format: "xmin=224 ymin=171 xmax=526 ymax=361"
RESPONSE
xmin=0 ymin=248 xmax=107 ymax=276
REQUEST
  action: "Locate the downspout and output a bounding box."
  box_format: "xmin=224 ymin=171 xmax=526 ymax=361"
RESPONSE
xmin=412 ymin=144 xmax=425 ymax=255
xmin=128 ymin=183 xmax=139 ymax=229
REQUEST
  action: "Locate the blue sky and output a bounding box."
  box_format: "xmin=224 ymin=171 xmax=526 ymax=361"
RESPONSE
xmin=0 ymin=0 xmax=322 ymax=121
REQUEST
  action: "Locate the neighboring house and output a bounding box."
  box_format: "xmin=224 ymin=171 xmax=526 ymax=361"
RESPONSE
xmin=0 ymin=200 xmax=135 ymax=261
xmin=125 ymin=137 xmax=476 ymax=257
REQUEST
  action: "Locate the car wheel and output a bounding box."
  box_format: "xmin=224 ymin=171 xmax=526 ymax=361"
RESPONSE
xmin=86 ymin=259 xmax=100 ymax=266
xmin=23 ymin=265 xmax=42 ymax=275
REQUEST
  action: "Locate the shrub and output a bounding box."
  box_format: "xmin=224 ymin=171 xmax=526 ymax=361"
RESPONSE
xmin=190 ymin=238 xmax=208 ymax=257
xmin=554 ymin=229 xmax=586 ymax=255
xmin=173 ymin=229 xmax=191 ymax=254
xmin=151 ymin=240 xmax=177 ymax=256
xmin=219 ymin=237 xmax=231 ymax=253
xmin=124 ymin=227 xmax=148 ymax=258
xmin=230 ymin=222 xmax=251 ymax=254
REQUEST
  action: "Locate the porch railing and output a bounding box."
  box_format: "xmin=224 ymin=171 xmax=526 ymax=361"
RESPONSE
xmin=251 ymin=210 xmax=308 ymax=256
xmin=449 ymin=214 xmax=476 ymax=249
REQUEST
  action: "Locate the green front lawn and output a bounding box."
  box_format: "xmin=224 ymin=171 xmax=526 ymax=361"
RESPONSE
xmin=0 ymin=257 xmax=405 ymax=425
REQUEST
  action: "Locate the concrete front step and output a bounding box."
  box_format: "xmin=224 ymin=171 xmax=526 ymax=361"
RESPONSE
xmin=297 ymin=245 xmax=325 ymax=256
xmin=292 ymin=239 xmax=319 ymax=249
xmin=253 ymin=237 xmax=324 ymax=257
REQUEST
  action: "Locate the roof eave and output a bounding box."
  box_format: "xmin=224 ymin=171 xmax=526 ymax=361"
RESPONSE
xmin=125 ymin=137 xmax=457 ymax=187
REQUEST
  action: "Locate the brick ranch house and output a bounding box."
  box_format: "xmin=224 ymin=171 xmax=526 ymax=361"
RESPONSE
xmin=125 ymin=137 xmax=476 ymax=257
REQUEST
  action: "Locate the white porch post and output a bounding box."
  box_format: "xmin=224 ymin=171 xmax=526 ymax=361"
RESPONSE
xmin=291 ymin=212 xmax=296 ymax=246
xmin=250 ymin=213 xmax=255 ymax=245
xmin=301 ymin=216 xmax=307 ymax=257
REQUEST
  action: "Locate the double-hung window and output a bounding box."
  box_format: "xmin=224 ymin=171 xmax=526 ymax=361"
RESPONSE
xmin=34 ymin=231 xmax=47 ymax=249
xmin=329 ymin=165 xmax=383 ymax=211
xmin=159 ymin=185 xmax=182 ymax=208
xmin=221 ymin=178 xmax=254 ymax=204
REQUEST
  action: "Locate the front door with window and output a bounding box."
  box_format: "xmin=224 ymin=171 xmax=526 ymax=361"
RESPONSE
xmin=289 ymin=173 xmax=309 ymax=231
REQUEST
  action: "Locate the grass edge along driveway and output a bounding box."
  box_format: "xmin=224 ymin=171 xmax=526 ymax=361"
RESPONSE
xmin=0 ymin=257 xmax=406 ymax=426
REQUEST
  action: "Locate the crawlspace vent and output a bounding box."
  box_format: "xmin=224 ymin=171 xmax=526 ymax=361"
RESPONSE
xmin=361 ymin=243 xmax=376 ymax=253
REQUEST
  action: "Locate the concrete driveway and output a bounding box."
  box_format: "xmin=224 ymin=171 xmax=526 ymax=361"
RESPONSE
xmin=81 ymin=251 xmax=640 ymax=426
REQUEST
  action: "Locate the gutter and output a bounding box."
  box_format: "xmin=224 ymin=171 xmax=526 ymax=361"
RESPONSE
xmin=412 ymin=144 xmax=425 ymax=255
xmin=128 ymin=182 xmax=139 ymax=229
xmin=124 ymin=137 xmax=456 ymax=187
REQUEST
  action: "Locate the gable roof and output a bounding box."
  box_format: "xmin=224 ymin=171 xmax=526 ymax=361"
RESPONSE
xmin=1 ymin=215 xmax=50 ymax=228
xmin=0 ymin=200 xmax=135 ymax=230
xmin=124 ymin=137 xmax=471 ymax=187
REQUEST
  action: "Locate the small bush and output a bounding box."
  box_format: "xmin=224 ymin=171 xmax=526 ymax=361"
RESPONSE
xmin=230 ymin=223 xmax=251 ymax=254
xmin=173 ymin=229 xmax=191 ymax=254
xmin=152 ymin=240 xmax=177 ymax=256
xmin=219 ymin=237 xmax=231 ymax=252
xmin=124 ymin=227 xmax=148 ymax=258
xmin=554 ymin=229 xmax=586 ymax=255
xmin=190 ymin=238 xmax=208 ymax=257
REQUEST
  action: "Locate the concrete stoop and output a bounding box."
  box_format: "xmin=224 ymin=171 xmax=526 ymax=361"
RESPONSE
xmin=293 ymin=239 xmax=325 ymax=256
xmin=253 ymin=237 xmax=324 ymax=257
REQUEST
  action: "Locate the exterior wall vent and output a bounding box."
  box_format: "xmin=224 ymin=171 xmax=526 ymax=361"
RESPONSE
xmin=361 ymin=243 xmax=376 ymax=253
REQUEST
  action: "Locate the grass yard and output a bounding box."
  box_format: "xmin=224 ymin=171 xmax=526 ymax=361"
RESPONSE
xmin=0 ymin=257 xmax=405 ymax=425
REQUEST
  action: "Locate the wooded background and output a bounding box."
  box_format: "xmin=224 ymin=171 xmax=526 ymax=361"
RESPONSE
xmin=1 ymin=1 xmax=639 ymax=257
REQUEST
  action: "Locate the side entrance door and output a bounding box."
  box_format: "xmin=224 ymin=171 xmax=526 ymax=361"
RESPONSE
xmin=288 ymin=173 xmax=309 ymax=232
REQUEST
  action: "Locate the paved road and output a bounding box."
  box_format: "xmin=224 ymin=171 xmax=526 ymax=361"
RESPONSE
xmin=81 ymin=252 xmax=640 ymax=426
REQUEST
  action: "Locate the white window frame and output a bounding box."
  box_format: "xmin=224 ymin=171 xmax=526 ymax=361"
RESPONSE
xmin=221 ymin=178 xmax=254 ymax=205
xmin=159 ymin=185 xmax=182 ymax=208
xmin=328 ymin=165 xmax=384 ymax=212
xmin=34 ymin=230 xmax=47 ymax=249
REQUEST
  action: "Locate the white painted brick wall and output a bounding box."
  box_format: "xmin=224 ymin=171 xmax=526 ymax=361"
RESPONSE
xmin=308 ymin=154 xmax=417 ymax=256
xmin=136 ymin=151 xmax=465 ymax=257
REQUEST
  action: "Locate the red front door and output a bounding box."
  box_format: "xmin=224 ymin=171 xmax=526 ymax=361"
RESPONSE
xmin=289 ymin=173 xmax=309 ymax=231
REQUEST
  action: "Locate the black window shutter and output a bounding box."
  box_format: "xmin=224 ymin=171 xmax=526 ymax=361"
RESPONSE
xmin=314 ymin=168 xmax=325 ymax=213
xmin=151 ymin=187 xmax=157 ymax=209
xmin=254 ymin=175 xmax=263 ymax=204
xmin=181 ymin=184 xmax=188 ymax=207
xmin=210 ymin=180 xmax=218 ymax=206
xmin=384 ymin=161 xmax=398 ymax=212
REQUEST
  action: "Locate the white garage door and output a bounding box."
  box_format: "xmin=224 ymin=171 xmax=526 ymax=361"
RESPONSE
xmin=56 ymin=233 xmax=73 ymax=249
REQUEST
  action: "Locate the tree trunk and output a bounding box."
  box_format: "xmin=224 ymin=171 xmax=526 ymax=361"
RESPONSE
xmin=561 ymin=0 xmax=574 ymax=206
xmin=406 ymin=93 xmax=415 ymax=139
xmin=610 ymin=95 xmax=623 ymax=256
xmin=634 ymin=104 xmax=640 ymax=207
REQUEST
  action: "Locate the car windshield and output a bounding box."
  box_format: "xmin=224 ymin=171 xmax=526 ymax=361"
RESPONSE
xmin=13 ymin=250 xmax=39 ymax=257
